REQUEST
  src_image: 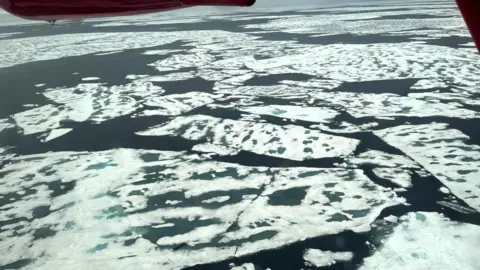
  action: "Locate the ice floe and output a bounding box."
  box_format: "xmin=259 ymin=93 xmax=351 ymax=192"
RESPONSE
xmin=12 ymin=81 xmax=165 ymax=135
xmin=312 ymin=121 xmax=381 ymax=134
xmin=202 ymin=196 xmax=230 ymax=204
xmin=137 ymin=115 xmax=359 ymax=160
xmin=242 ymin=8 xmax=465 ymax=35
xmin=92 ymin=18 xmax=203 ymax=27
xmin=303 ymin=249 xmax=354 ymax=267
xmin=383 ymin=215 xmax=398 ymax=223
xmin=410 ymin=79 xmax=449 ymax=90
xmin=0 ymin=147 xmax=14 ymax=162
xmin=0 ymin=32 xmax=22 ymax=38
xmin=0 ymin=149 xmax=242 ymax=269
xmin=41 ymin=128 xmax=73 ymax=142
xmin=230 ymin=263 xmax=256 ymax=270
xmin=245 ymin=43 xmax=480 ymax=88
xmin=375 ymin=123 xmax=480 ymax=211
xmin=0 ymin=118 xmax=13 ymax=133
xmin=214 ymin=85 xmax=313 ymax=98
xmin=139 ymin=92 xmax=220 ymax=116
xmin=12 ymin=104 xmax=88 ymax=135
xmin=347 ymin=150 xmax=418 ymax=169
xmin=309 ymin=92 xmax=478 ymax=119
xmin=150 ymin=52 xmax=216 ymax=72
xmin=192 ymin=143 xmax=240 ymax=156
xmin=372 ymin=168 xmax=412 ymax=188
xmin=0 ymin=149 xmax=404 ymax=269
xmin=361 ymin=212 xmax=480 ymax=270
xmin=324 ymin=3 xmax=456 ymax=12
xmin=238 ymin=105 xmax=339 ymax=123
xmin=232 ymin=167 xmax=405 ymax=257
xmin=439 ymin=186 xmax=450 ymax=194
xmin=142 ymin=72 xmax=197 ymax=82
xmin=409 ymin=91 xmax=480 ymax=107
xmin=81 ymin=77 xmax=100 ymax=81
xmin=0 ymin=31 xmax=261 ymax=69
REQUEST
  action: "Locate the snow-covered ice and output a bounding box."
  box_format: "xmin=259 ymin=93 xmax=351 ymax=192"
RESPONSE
xmin=361 ymin=212 xmax=480 ymax=270
xmin=304 ymin=249 xmax=354 ymax=267
xmin=137 ymin=115 xmax=359 ymax=161
xmin=375 ymin=123 xmax=480 ymax=211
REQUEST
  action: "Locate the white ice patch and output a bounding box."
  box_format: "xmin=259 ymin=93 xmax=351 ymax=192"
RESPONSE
xmin=347 ymin=150 xmax=418 ymax=169
xmin=150 ymin=52 xmax=216 ymax=72
xmin=383 ymin=215 xmax=398 ymax=223
xmin=207 ymin=56 xmax=257 ymax=72
xmin=460 ymin=42 xmax=476 ymax=47
xmin=312 ymin=121 xmax=381 ymax=134
xmin=0 ymin=119 xmax=13 ymax=133
xmin=242 ymin=8 xmax=464 ymax=35
xmin=214 ymin=84 xmax=320 ymax=98
xmin=41 ymin=128 xmax=73 ymax=142
xmin=439 ymin=187 xmax=450 ymax=194
xmin=372 ymin=168 xmax=412 ymax=188
xmin=0 ymin=149 xmax=271 ymax=269
xmin=232 ymin=167 xmax=405 ymax=257
xmin=375 ymin=123 xmax=480 ymax=211
xmin=143 ymin=72 xmax=197 ymax=82
xmin=0 ymin=147 xmax=14 ymax=162
xmin=0 ymin=32 xmax=22 ymax=38
xmin=93 ymin=18 xmax=203 ymax=27
xmin=361 ymin=212 xmax=480 ymax=270
xmin=229 ymin=15 xmax=303 ymax=21
xmin=437 ymin=200 xmax=477 ymax=215
xmin=0 ymin=31 xmax=262 ymax=69
xmin=238 ymin=105 xmax=338 ymax=123
xmin=89 ymin=22 xmax=130 ymax=27
xmin=137 ymin=115 xmax=359 ymax=161
xmin=409 ymin=91 xmax=480 ymax=107
xmin=42 ymin=81 xmax=163 ymax=125
xmin=0 ymin=148 xmax=405 ymax=269
xmin=308 ymin=92 xmax=478 ymax=119
xmin=410 ymin=79 xmax=449 ymax=90
xmin=210 ymin=96 xmax=262 ymax=110
xmin=280 ymin=79 xmax=343 ymax=91
xmin=126 ymin=74 xmax=149 ymax=80
xmin=304 ymin=249 xmax=354 ymax=267
xmin=245 ymin=43 xmax=480 ymax=90
xmin=165 ymin=200 xmax=182 ymax=205
xmin=202 ymin=196 xmax=230 ymax=204
xmin=82 ymin=77 xmax=100 ymax=81
xmin=322 ymin=3 xmax=457 ymax=13
xmin=231 ymin=263 xmax=256 ymax=270
xmin=12 ymin=104 xmax=86 ymax=135
xmin=142 ymin=49 xmax=182 ymax=56
xmin=138 ymin=92 xmax=219 ymax=116
xmin=95 ymin=50 xmax=122 ymax=56
xmin=192 ymin=143 xmax=240 ymax=156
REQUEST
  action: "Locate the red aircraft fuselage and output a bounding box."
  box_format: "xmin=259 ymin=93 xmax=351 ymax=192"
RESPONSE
xmin=456 ymin=0 xmax=480 ymax=52
xmin=0 ymin=0 xmax=255 ymax=20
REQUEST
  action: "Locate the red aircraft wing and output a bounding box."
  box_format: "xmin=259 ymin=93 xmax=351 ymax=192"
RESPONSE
xmin=0 ymin=0 xmax=255 ymax=20
xmin=456 ymin=0 xmax=480 ymax=53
